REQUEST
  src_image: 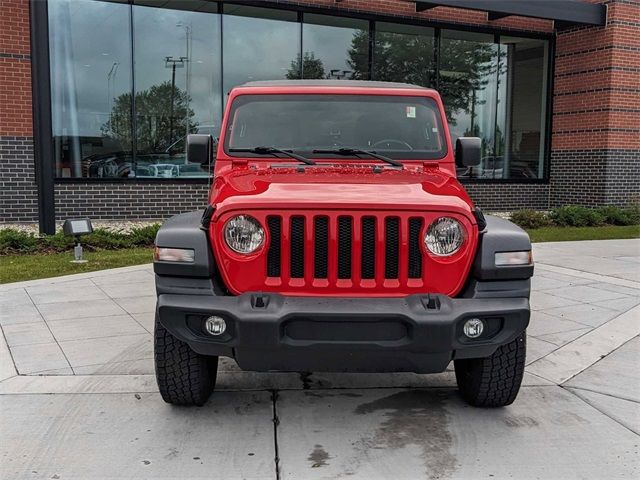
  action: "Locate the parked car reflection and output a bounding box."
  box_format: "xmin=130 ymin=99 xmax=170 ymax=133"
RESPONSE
xmin=457 ymin=155 xmax=537 ymax=179
xmin=83 ymin=152 xmax=210 ymax=179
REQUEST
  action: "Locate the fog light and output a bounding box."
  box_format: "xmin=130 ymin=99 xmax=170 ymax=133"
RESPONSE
xmin=205 ymin=316 xmax=226 ymax=336
xmin=463 ymin=318 xmax=484 ymax=339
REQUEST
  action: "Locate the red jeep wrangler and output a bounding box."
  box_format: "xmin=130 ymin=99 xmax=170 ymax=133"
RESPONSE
xmin=153 ymin=80 xmax=533 ymax=408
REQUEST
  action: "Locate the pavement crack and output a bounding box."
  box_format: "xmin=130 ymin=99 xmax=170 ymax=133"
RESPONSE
xmin=24 ymin=289 xmax=76 ymax=375
xmin=565 ymin=385 xmax=640 ymax=405
xmin=270 ymin=389 xmax=281 ymax=480
xmin=91 ymin=280 xmax=152 ymax=334
xmin=561 ymin=385 xmax=640 ymax=437
xmin=0 ymin=324 xmax=19 ymax=378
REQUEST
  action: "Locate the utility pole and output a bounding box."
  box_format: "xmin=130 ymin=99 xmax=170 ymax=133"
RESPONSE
xmin=165 ymin=56 xmax=186 ymax=145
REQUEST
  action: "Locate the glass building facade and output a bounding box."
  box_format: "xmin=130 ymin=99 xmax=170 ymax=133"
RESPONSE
xmin=47 ymin=0 xmax=550 ymax=181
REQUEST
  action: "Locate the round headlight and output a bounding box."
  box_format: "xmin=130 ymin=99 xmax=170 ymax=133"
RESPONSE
xmin=425 ymin=217 xmax=465 ymax=256
xmin=224 ymin=215 xmax=265 ymax=254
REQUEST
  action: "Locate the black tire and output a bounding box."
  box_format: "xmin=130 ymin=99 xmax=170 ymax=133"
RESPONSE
xmin=154 ymin=314 xmax=218 ymax=406
xmin=454 ymin=333 xmax=526 ymax=408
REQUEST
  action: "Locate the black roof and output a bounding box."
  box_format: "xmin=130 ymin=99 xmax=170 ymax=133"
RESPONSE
xmin=236 ymin=80 xmax=432 ymax=91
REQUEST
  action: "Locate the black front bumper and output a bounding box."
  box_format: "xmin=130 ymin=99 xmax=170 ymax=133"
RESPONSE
xmin=157 ymin=291 xmax=529 ymax=374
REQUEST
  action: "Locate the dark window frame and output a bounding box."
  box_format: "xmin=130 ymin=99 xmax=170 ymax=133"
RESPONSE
xmin=33 ymin=0 xmax=554 ymax=188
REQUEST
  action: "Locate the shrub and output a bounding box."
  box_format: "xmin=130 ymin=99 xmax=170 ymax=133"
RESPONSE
xmin=40 ymin=232 xmax=75 ymax=252
xmin=510 ymin=210 xmax=552 ymax=229
xmin=595 ymin=206 xmax=638 ymax=226
xmin=626 ymin=204 xmax=640 ymax=224
xmin=0 ymin=224 xmax=160 ymax=255
xmin=83 ymin=229 xmax=135 ymax=250
xmin=549 ymin=205 xmax=606 ymax=227
xmin=128 ymin=224 xmax=161 ymax=246
xmin=0 ymin=229 xmax=39 ymax=254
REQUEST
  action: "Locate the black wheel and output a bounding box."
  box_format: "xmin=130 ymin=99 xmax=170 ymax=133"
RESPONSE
xmin=154 ymin=314 xmax=218 ymax=406
xmin=454 ymin=333 xmax=526 ymax=408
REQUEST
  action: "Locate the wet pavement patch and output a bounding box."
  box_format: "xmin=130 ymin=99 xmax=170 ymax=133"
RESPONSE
xmin=308 ymin=444 xmax=330 ymax=468
xmin=354 ymin=390 xmax=456 ymax=480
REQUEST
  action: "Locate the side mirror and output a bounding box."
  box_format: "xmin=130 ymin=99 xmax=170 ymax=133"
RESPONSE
xmin=186 ymin=134 xmax=216 ymax=167
xmin=455 ymin=137 xmax=481 ymax=167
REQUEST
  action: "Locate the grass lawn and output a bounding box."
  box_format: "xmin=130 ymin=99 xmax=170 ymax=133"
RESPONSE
xmin=1 ymin=247 xmax=153 ymax=284
xmin=527 ymin=225 xmax=640 ymax=243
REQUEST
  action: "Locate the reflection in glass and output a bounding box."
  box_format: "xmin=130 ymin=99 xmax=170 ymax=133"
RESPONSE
xmin=497 ymin=37 xmax=548 ymax=179
xmin=49 ymin=0 xmax=132 ymax=178
xmin=131 ymin=3 xmax=220 ymax=179
xmin=374 ymin=23 xmax=434 ymax=87
xmin=223 ymin=6 xmax=299 ymax=94
xmin=46 ymin=1 xmax=549 ymax=182
xmin=439 ymin=30 xmax=498 ymax=180
xmin=301 ymin=14 xmax=369 ymax=80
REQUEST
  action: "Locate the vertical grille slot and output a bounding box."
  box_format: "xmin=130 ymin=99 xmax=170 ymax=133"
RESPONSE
xmin=314 ymin=217 xmax=328 ymax=279
xmin=408 ymin=218 xmax=423 ymax=279
xmin=290 ymin=216 xmax=305 ymax=278
xmin=337 ymin=216 xmax=352 ymax=279
xmin=266 ymin=216 xmax=281 ymax=277
xmin=385 ymin=217 xmax=399 ymax=279
xmin=361 ymin=217 xmax=376 ymax=279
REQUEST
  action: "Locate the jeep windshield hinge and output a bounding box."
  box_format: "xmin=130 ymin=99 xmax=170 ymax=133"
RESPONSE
xmin=201 ymin=204 xmax=215 ymax=230
xmin=474 ymin=207 xmax=487 ymax=232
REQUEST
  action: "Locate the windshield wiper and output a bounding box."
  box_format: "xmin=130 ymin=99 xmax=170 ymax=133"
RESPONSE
xmin=312 ymin=148 xmax=403 ymax=168
xmin=229 ymin=146 xmax=316 ymax=165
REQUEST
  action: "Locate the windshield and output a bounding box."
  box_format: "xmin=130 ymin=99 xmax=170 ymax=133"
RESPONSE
xmin=224 ymin=94 xmax=447 ymax=160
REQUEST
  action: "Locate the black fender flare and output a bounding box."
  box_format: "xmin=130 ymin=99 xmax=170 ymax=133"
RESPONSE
xmin=154 ymin=210 xmax=215 ymax=278
xmin=472 ymin=215 xmax=534 ymax=281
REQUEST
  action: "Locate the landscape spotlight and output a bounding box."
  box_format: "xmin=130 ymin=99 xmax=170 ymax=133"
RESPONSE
xmin=62 ymin=218 xmax=93 ymax=263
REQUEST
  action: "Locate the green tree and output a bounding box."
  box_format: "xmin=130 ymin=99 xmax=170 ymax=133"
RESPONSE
xmin=286 ymin=52 xmax=326 ymax=80
xmin=102 ymin=81 xmax=196 ymax=153
xmin=369 ymin=30 xmax=434 ymax=86
xmin=347 ymin=31 xmax=497 ymax=124
xmin=346 ymin=30 xmax=370 ymax=80
xmin=438 ymin=39 xmax=496 ymax=125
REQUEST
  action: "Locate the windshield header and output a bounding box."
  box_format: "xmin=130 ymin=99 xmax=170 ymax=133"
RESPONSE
xmin=224 ymin=94 xmax=447 ymax=161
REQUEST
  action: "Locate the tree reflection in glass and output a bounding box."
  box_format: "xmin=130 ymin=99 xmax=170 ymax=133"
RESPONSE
xmin=440 ymin=31 xmax=498 ymax=179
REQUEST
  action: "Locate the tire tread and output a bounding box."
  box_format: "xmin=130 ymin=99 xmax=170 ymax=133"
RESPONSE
xmin=454 ymin=333 xmax=526 ymax=407
xmin=154 ymin=315 xmax=217 ymax=406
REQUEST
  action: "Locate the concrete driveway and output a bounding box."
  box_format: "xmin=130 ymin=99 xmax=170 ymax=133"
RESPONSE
xmin=1 ymin=239 xmax=639 ymax=479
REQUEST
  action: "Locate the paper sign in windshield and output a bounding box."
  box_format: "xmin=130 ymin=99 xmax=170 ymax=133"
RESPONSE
xmin=406 ymin=106 xmax=416 ymax=118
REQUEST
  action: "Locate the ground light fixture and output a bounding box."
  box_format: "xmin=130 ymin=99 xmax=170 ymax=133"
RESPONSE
xmin=62 ymin=218 xmax=93 ymax=264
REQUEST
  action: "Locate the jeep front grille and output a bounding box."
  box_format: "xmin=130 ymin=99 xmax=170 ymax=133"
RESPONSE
xmin=266 ymin=213 xmax=425 ymax=287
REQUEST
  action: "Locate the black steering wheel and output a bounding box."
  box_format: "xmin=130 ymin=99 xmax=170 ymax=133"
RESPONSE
xmin=372 ymin=139 xmax=413 ymax=151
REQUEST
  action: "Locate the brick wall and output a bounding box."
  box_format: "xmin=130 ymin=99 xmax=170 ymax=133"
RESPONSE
xmin=54 ymin=183 xmax=210 ymax=220
xmin=278 ymin=0 xmax=554 ymax=34
xmin=0 ymin=137 xmax=38 ymax=221
xmin=550 ymin=0 xmax=640 ymax=206
xmin=463 ymin=183 xmax=550 ymax=211
xmin=604 ymin=149 xmax=640 ymax=205
xmin=1 ymin=0 xmax=38 ymax=223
